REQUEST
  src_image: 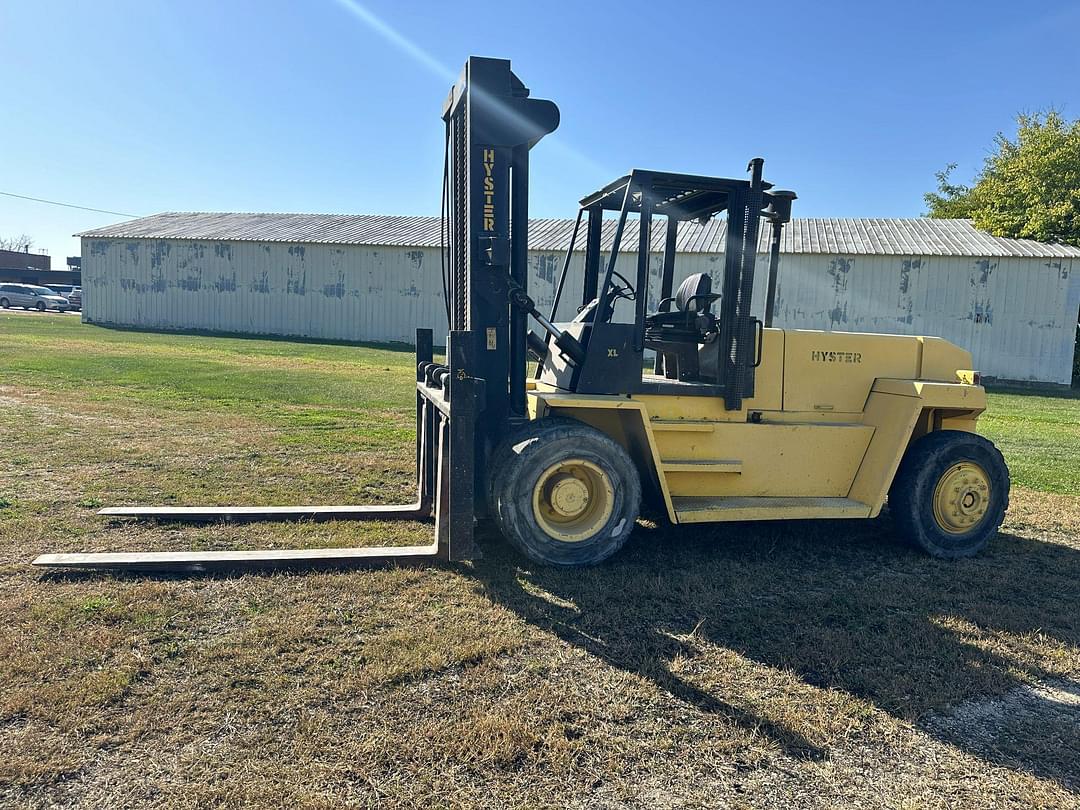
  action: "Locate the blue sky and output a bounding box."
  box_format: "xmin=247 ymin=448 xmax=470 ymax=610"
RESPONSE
xmin=3 ymin=0 xmax=1079 ymax=264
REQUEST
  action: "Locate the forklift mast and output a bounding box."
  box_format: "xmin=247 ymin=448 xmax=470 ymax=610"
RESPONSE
xmin=441 ymin=57 xmax=559 ymax=433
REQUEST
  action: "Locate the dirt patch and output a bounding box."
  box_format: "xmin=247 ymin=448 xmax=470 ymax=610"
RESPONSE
xmin=926 ymin=679 xmax=1080 ymax=791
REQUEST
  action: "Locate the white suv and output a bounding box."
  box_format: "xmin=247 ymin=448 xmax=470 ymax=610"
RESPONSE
xmin=46 ymin=284 xmax=82 ymax=310
xmin=0 ymin=284 xmax=71 ymax=311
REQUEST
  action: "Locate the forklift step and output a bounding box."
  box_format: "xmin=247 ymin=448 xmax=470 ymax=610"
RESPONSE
xmin=672 ymin=496 xmax=871 ymax=523
xmin=662 ymin=459 xmax=743 ymax=473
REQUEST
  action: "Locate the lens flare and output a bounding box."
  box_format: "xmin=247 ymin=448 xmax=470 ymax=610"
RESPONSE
xmin=329 ymin=0 xmax=612 ymax=177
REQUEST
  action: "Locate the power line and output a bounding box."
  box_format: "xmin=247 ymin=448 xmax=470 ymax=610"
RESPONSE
xmin=0 ymin=190 xmax=139 ymax=219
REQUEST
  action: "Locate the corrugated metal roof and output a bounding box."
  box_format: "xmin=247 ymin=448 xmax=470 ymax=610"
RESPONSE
xmin=78 ymin=212 xmax=1080 ymax=258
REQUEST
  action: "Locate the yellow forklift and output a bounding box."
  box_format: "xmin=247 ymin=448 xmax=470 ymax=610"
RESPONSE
xmin=35 ymin=56 xmax=1008 ymax=573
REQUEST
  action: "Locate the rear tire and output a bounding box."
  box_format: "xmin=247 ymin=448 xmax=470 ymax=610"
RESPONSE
xmin=488 ymin=417 xmax=641 ymax=566
xmin=0 ymin=298 xmax=8 ymax=308
xmin=889 ymin=430 xmax=1009 ymax=558
xmin=35 ymin=302 xmax=46 ymax=312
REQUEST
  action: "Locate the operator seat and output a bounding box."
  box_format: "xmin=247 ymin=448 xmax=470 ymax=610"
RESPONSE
xmin=674 ymin=272 xmax=721 ymax=315
xmin=644 ymin=273 xmax=721 ymax=382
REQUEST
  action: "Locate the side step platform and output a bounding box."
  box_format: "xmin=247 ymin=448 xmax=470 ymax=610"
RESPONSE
xmin=33 ymin=330 xmax=483 ymax=575
xmin=672 ymin=495 xmax=871 ymax=523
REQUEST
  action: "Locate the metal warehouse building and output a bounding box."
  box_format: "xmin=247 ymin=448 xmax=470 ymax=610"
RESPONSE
xmin=78 ymin=213 xmax=1080 ymax=384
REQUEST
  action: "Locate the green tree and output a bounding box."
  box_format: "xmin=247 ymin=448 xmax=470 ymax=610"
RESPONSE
xmin=928 ymin=111 xmax=1080 ymax=387
xmin=924 ymin=164 xmax=978 ymax=219
xmin=924 ymin=110 xmax=1080 ymax=246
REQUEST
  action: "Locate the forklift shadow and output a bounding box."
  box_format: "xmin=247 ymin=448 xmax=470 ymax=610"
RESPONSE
xmin=473 ymin=514 xmax=1080 ymax=786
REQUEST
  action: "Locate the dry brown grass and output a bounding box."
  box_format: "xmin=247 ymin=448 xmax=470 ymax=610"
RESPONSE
xmin=1 ymin=319 xmax=1079 ymax=808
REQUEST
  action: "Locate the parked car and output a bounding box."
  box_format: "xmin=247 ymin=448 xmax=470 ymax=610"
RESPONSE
xmin=53 ymin=285 xmax=82 ymax=310
xmin=0 ymin=283 xmax=70 ymax=311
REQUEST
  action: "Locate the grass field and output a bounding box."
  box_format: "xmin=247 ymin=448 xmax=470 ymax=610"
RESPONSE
xmin=1 ymin=313 xmax=1078 ymax=808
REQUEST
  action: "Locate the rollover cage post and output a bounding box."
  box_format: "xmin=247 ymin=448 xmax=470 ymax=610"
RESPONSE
xmin=715 ymin=158 xmax=766 ymax=411
xmin=654 ymin=214 xmax=679 ymax=373
xmin=634 ymin=183 xmax=653 ymax=352
xmin=596 ymin=179 xmax=635 ymax=324
xmin=550 ymin=208 xmax=583 ymax=322
xmin=582 ymin=204 xmax=602 ymax=308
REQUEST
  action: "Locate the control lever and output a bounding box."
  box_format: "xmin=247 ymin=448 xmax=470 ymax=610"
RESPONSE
xmin=507 ymin=284 xmax=586 ymax=365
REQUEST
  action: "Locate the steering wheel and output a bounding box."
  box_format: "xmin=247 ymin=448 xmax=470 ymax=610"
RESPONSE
xmin=607 ymin=270 xmax=637 ymax=302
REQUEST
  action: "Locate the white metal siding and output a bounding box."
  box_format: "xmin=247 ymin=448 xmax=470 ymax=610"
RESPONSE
xmin=82 ymin=238 xmax=450 ymax=345
xmin=82 ymin=237 xmax=1079 ymax=384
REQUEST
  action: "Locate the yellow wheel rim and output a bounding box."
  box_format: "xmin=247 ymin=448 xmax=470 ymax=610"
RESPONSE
xmin=532 ymin=458 xmax=615 ymax=543
xmin=932 ymin=461 xmax=991 ymax=535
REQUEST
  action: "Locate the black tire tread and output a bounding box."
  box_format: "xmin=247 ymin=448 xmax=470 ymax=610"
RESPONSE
xmin=889 ymin=429 xmax=1009 ymax=558
xmin=485 ymin=418 xmax=566 ymax=517
xmin=488 ymin=417 xmax=641 ymax=567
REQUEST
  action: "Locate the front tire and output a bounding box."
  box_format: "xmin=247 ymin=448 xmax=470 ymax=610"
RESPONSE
xmin=0 ymin=298 xmax=8 ymax=308
xmin=889 ymin=430 xmax=1009 ymax=558
xmin=488 ymin=418 xmax=641 ymax=566
xmin=35 ymin=302 xmax=46 ymax=312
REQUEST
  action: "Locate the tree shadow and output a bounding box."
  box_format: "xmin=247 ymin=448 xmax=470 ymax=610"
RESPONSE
xmin=472 ymin=513 xmax=1080 ymax=790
